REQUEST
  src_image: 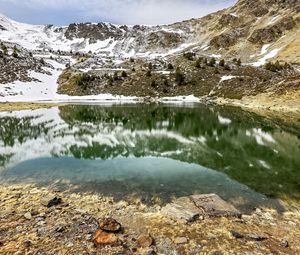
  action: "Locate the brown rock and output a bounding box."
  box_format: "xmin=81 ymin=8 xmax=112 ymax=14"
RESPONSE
xmin=137 ymin=234 xmax=153 ymax=248
xmin=92 ymin=229 xmax=118 ymax=246
xmin=99 ymin=218 xmax=121 ymax=232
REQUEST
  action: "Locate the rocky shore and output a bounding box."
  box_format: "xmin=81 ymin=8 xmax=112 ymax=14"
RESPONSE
xmin=1 ymin=184 xmax=300 ymax=255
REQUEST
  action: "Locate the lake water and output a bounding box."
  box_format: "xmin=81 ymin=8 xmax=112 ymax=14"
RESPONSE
xmin=0 ymin=103 xmax=300 ymax=212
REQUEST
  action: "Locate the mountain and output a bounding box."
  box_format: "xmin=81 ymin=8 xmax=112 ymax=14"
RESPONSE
xmin=0 ymin=0 xmax=299 ymax=110
xmin=1 ymin=0 xmax=299 ymax=63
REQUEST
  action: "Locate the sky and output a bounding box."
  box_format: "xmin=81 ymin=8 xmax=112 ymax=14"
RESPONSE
xmin=0 ymin=0 xmax=237 ymax=25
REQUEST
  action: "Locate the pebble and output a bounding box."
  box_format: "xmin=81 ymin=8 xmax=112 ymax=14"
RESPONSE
xmin=137 ymin=234 xmax=153 ymax=248
xmin=174 ymin=237 xmax=188 ymax=244
xmin=24 ymin=212 xmax=32 ymax=220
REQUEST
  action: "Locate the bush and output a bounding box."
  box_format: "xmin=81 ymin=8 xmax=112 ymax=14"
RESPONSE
xmin=208 ymin=57 xmax=216 ymax=67
xmin=148 ymin=63 xmax=153 ymax=70
xmin=237 ymin=58 xmax=242 ymax=66
xmin=183 ymin=52 xmax=195 ymax=61
xmin=1 ymin=42 xmax=7 ymax=55
xmin=12 ymin=46 xmax=18 ymax=58
xmin=113 ymin=71 xmax=119 ymax=81
xmin=219 ymin=59 xmax=225 ymax=67
xmin=151 ymin=80 xmax=156 ymax=88
xmin=264 ymin=61 xmax=288 ymax=72
xmin=130 ymin=57 xmax=135 ymax=63
xmin=167 ymin=63 xmax=174 ymax=70
xmin=175 ymin=67 xmax=185 ymax=85
xmin=40 ymin=58 xmax=45 ymax=65
xmin=146 ymin=70 xmax=152 ymax=77
xmin=121 ymin=70 xmax=127 ymax=78
xmin=195 ymin=59 xmax=201 ymax=68
xmin=224 ymin=64 xmax=231 ymax=71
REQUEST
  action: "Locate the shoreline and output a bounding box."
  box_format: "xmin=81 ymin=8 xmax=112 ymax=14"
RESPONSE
xmin=1 ymin=183 xmax=300 ymax=254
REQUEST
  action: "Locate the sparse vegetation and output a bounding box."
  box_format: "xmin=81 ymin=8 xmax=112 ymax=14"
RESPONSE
xmin=183 ymin=52 xmax=195 ymax=61
xmin=265 ymin=61 xmax=291 ymax=72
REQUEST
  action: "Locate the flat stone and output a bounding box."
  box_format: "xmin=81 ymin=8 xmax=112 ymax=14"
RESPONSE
xmin=161 ymin=194 xmax=241 ymax=223
xmin=246 ymin=234 xmax=268 ymax=241
xmin=161 ymin=197 xmax=200 ymax=223
xmin=41 ymin=195 xmax=62 ymax=208
xmin=99 ymin=218 xmax=121 ymax=232
xmin=137 ymin=234 xmax=153 ymax=248
xmin=190 ymin=194 xmax=241 ymax=218
xmin=174 ymin=237 xmax=188 ymax=244
xmin=92 ymin=229 xmax=118 ymax=246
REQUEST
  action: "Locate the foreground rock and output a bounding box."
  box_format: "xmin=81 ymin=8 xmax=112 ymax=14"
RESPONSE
xmin=99 ymin=218 xmax=122 ymax=232
xmin=161 ymin=194 xmax=241 ymax=222
xmin=92 ymin=229 xmax=118 ymax=246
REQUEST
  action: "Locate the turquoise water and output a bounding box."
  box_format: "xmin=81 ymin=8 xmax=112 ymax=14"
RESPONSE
xmin=0 ymin=103 xmax=300 ymax=211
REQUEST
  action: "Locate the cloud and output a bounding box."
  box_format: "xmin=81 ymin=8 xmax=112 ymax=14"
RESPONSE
xmin=0 ymin=0 xmax=236 ymax=25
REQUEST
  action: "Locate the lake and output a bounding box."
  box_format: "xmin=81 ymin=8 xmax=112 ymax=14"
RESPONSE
xmin=0 ymin=103 xmax=300 ymax=212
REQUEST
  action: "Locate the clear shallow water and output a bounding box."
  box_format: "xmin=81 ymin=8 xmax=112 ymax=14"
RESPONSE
xmin=0 ymin=104 xmax=300 ymax=211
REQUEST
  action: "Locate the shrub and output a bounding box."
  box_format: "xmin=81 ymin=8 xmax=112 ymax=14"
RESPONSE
xmin=121 ymin=70 xmax=128 ymax=78
xmin=195 ymin=59 xmax=201 ymax=68
xmin=237 ymin=58 xmax=242 ymax=66
xmin=1 ymin=42 xmax=7 ymax=55
xmin=175 ymin=67 xmax=185 ymax=85
xmin=12 ymin=46 xmax=18 ymax=58
xmin=146 ymin=70 xmax=152 ymax=77
xmin=113 ymin=71 xmax=119 ymax=81
xmin=219 ymin=59 xmax=225 ymax=67
xmin=224 ymin=64 xmax=231 ymax=71
xmin=151 ymin=80 xmax=156 ymax=88
xmin=167 ymin=63 xmax=174 ymax=70
xmin=130 ymin=57 xmax=135 ymax=63
xmin=208 ymin=57 xmax=216 ymax=67
xmin=183 ymin=52 xmax=194 ymax=61
xmin=148 ymin=63 xmax=153 ymax=70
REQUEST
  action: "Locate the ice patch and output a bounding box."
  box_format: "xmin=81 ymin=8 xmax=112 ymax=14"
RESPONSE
xmin=252 ymin=48 xmax=281 ymax=67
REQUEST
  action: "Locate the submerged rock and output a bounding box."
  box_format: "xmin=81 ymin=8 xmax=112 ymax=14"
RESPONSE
xmin=161 ymin=194 xmax=241 ymax=222
xmin=99 ymin=218 xmax=121 ymax=233
xmin=190 ymin=194 xmax=241 ymax=218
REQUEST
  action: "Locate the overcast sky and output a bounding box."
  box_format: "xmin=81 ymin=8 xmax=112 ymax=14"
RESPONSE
xmin=0 ymin=0 xmax=237 ymax=25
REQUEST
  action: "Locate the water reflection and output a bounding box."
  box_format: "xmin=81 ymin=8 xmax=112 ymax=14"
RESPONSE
xmin=0 ymin=104 xmax=299 ymax=208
